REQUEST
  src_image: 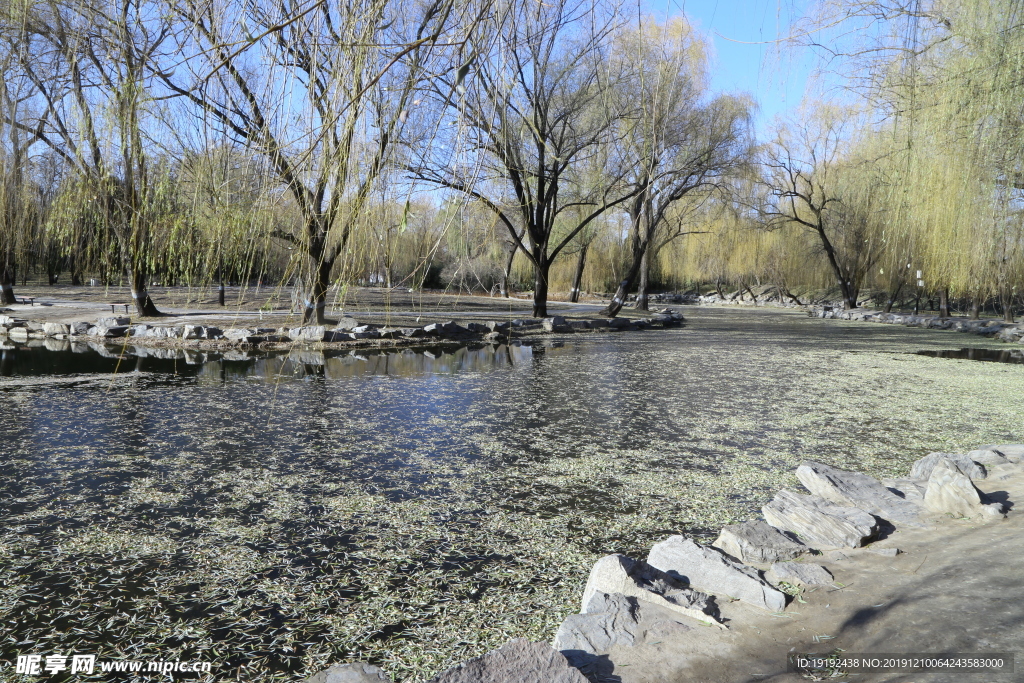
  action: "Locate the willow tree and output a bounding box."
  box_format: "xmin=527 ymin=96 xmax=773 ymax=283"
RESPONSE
xmin=1 ymin=0 xmax=177 ymax=315
xmin=160 ymin=0 xmax=473 ymax=323
xmin=410 ymin=0 xmax=642 ymax=318
xmin=600 ymin=18 xmax=752 ymax=317
xmin=757 ymin=107 xmax=894 ymax=310
xmin=801 ymin=0 xmax=1024 ymax=320
xmin=0 ymin=27 xmax=35 ymax=304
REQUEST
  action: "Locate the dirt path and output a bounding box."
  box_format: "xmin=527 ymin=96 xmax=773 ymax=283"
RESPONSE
xmin=1 ymin=285 xmax=614 ymax=329
xmin=596 ymin=471 xmax=1024 ymax=683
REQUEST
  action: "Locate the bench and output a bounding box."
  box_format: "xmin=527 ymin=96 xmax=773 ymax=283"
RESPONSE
xmin=110 ymin=303 xmax=131 ymax=314
xmin=17 ymin=297 xmax=35 ymax=306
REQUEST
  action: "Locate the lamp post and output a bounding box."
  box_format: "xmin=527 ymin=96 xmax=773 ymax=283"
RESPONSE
xmin=914 ymin=270 xmax=923 ymax=315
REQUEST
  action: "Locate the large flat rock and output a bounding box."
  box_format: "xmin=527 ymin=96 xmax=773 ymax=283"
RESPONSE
xmin=554 ymin=592 xmax=697 ymax=675
xmin=427 ymin=639 xmax=588 ymax=683
xmin=646 ymin=537 xmax=786 ymax=612
xmin=713 ymin=519 xmax=808 ymax=565
xmin=763 ymin=489 xmax=879 ymax=549
xmin=796 ymin=461 xmax=926 ymax=528
xmin=766 ymin=562 xmax=834 ymax=586
xmin=581 ymin=553 xmax=720 ymax=626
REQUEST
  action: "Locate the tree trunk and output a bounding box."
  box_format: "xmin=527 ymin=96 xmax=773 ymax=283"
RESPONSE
xmin=0 ymin=264 xmax=15 ymax=305
xmin=744 ymin=283 xmax=759 ymax=305
xmin=601 ymin=200 xmax=651 ymax=318
xmin=302 ymin=256 xmax=335 ymax=324
xmin=601 ymin=254 xmax=646 ymax=318
xmin=939 ymin=288 xmax=950 ymax=318
xmin=1000 ymin=286 xmax=1014 ymax=323
xmin=532 ymin=258 xmax=549 ymax=318
xmin=569 ymin=243 xmax=589 ymax=304
xmin=812 ymin=226 xmax=856 ymax=309
xmin=130 ymin=267 xmax=160 ymax=317
xmin=500 ymin=239 xmax=518 ymax=298
xmin=634 ymin=249 xmax=650 ymax=311
xmin=884 ymin=281 xmax=904 ymax=313
xmin=969 ymin=294 xmax=981 ymax=320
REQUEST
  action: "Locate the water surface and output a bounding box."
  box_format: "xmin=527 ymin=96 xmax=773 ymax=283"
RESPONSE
xmin=1 ymin=307 xmax=1021 ymax=681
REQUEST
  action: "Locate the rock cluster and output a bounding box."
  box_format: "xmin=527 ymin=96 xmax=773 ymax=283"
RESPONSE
xmin=809 ymin=307 xmax=1024 ymax=345
xmin=0 ymin=310 xmax=686 ymax=349
xmin=298 ymin=442 xmax=1021 ymax=683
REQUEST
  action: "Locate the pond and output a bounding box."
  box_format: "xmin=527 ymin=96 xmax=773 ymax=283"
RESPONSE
xmin=1 ymin=307 xmax=1021 ymax=682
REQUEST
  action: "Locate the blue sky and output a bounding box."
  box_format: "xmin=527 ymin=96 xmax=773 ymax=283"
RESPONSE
xmin=642 ymin=0 xmax=822 ymax=134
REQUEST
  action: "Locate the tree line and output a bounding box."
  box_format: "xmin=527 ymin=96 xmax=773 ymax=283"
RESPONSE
xmin=1 ymin=0 xmax=1022 ymax=321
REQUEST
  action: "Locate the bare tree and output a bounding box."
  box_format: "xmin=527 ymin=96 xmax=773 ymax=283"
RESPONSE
xmin=159 ymin=0 xmax=473 ymax=323
xmin=757 ymin=110 xmax=888 ymax=310
xmin=411 ymin=0 xmax=641 ymax=318
xmin=2 ymin=0 xmax=174 ymax=315
xmin=601 ymin=18 xmax=752 ymax=317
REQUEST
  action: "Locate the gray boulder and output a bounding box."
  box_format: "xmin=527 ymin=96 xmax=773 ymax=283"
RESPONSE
xmin=98 ymin=316 xmax=130 ymax=327
xmin=646 ymin=536 xmax=786 ymax=612
xmin=542 ymin=316 xmax=572 ymax=333
xmin=712 ymin=519 xmax=808 ymax=564
xmin=222 ymin=328 xmax=258 ymax=341
xmin=485 ymin=320 xmax=511 ymax=333
xmin=796 ymin=461 xmax=925 ymax=527
xmin=580 ymin=554 xmax=719 ymax=626
xmin=70 ymin=321 xmax=91 ymax=335
xmin=288 ymin=326 xmax=328 ymax=342
xmin=763 ymin=490 xmax=879 ymax=549
xmin=553 ymin=592 xmax=643 ymax=654
xmin=766 ymin=562 xmax=834 ymax=586
xmin=967 ymin=449 xmax=1011 ymax=468
xmin=910 ymin=452 xmax=986 ymax=481
xmin=607 ymin=317 xmax=632 ymax=329
xmin=43 ymin=322 xmax=69 ymax=336
xmin=334 ymin=317 xmax=361 ymax=331
xmin=427 ymin=639 xmax=587 ymax=683
xmin=304 ymin=662 xmax=391 ymax=683
xmin=87 ymin=325 xmax=129 ymax=338
xmin=324 ymin=331 xmax=354 ymax=342
xmin=975 ymin=444 xmax=1024 ymax=463
xmin=183 ymin=324 xmax=207 ymax=340
xmin=924 ymin=458 xmax=1005 ymax=520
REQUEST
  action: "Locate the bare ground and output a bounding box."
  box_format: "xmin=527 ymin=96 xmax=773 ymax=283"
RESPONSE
xmin=1 ymin=284 xmax=614 ymax=329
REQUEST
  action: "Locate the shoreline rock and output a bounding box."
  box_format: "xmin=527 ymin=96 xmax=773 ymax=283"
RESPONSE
xmin=0 ymin=310 xmax=687 ymax=352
